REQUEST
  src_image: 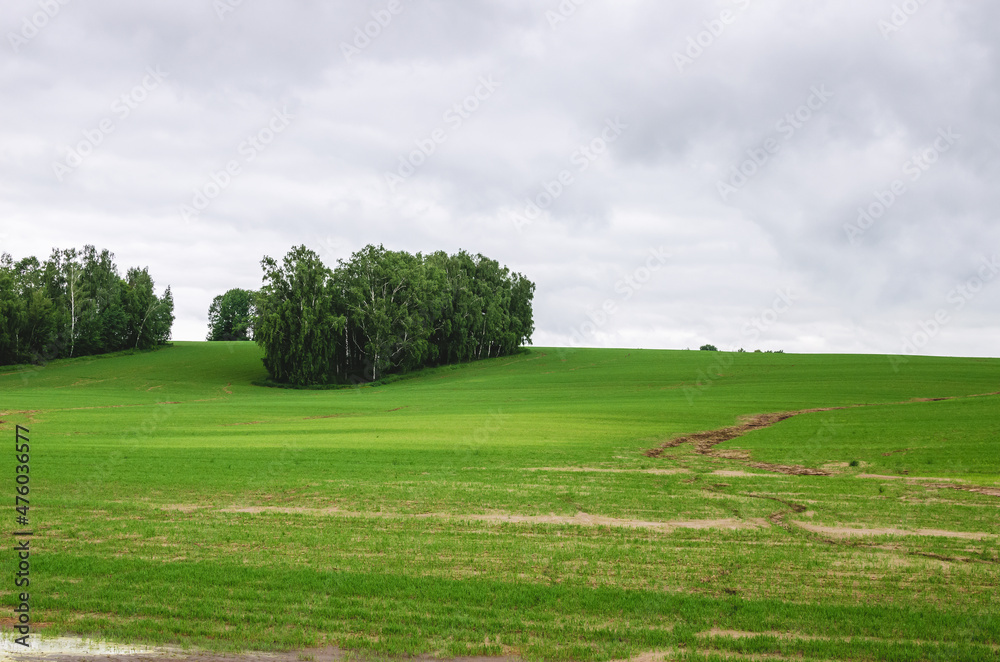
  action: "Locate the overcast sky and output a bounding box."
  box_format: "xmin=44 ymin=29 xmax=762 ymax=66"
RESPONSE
xmin=2 ymin=0 xmax=998 ymax=358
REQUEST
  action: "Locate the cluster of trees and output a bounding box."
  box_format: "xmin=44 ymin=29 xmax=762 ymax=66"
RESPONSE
xmin=0 ymin=246 xmax=174 ymax=366
xmin=207 ymin=288 xmax=255 ymax=341
xmin=250 ymin=244 xmax=535 ymax=386
xmin=699 ymin=345 xmax=785 ymax=353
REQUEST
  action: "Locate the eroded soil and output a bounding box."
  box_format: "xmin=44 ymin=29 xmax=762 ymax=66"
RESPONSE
xmin=0 ymin=639 xmax=518 ymax=662
xmin=211 ymin=505 xmax=767 ymax=532
xmin=644 ymin=409 xmax=839 ymax=475
xmin=791 ymin=521 xmax=997 ymax=540
xmin=645 ymin=392 xmax=1000 ymax=481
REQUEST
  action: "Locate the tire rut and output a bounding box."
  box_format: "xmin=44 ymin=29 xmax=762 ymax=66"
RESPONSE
xmin=645 ymin=390 xmax=1000 ymax=477
xmin=644 ymin=409 xmax=843 ymax=475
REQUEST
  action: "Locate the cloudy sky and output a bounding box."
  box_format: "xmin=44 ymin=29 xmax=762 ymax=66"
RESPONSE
xmin=2 ymin=0 xmax=998 ymax=358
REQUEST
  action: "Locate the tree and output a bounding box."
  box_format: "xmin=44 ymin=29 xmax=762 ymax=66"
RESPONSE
xmin=335 ymin=245 xmax=440 ymax=381
xmin=424 ymin=250 xmax=534 ymax=365
xmin=120 ymin=267 xmax=174 ymax=351
xmin=149 ymin=286 xmax=175 ymax=346
xmin=207 ymin=288 xmax=256 ymax=341
xmin=78 ymin=246 xmax=128 ymax=355
xmin=0 ymin=254 xmax=26 ymax=364
xmin=700 ymin=344 xmax=718 ymax=351
xmin=0 ymin=247 xmax=173 ymax=366
xmin=507 ymin=271 xmax=536 ymax=353
xmin=255 ymin=246 xmax=345 ymax=386
xmin=252 ymin=244 xmax=536 ymax=386
xmin=426 ymin=250 xmax=478 ymax=365
xmin=11 ymin=255 xmax=58 ymax=363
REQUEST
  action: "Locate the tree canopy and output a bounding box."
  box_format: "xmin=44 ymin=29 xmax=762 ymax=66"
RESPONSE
xmin=207 ymin=288 xmax=255 ymax=341
xmin=0 ymin=246 xmax=174 ymax=366
xmin=254 ymin=244 xmax=535 ymax=386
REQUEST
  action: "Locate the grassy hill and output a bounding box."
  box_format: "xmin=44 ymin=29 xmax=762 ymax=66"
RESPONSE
xmin=1 ymin=342 xmax=998 ymax=660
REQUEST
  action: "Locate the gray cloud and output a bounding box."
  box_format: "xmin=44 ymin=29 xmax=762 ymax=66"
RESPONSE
xmin=1 ymin=0 xmax=997 ymax=357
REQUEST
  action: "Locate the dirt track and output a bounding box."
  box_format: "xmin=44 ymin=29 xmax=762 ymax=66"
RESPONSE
xmin=1 ymin=640 xmax=519 ymax=662
xmin=792 ymin=521 xmax=998 ymax=540
xmin=644 ymin=409 xmax=838 ymax=475
xmin=208 ymin=505 xmax=768 ymax=532
xmin=644 ymin=392 xmax=1000 ymax=478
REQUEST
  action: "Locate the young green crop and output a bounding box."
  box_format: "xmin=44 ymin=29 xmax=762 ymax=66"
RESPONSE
xmin=1 ymin=343 xmax=997 ymax=660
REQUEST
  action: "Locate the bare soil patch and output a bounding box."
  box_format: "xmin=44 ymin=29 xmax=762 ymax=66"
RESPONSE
xmin=645 ymin=411 xmax=801 ymax=457
xmin=158 ymin=504 xmax=202 ymax=513
xmin=465 ymin=513 xmax=766 ymax=531
xmin=744 ymin=461 xmax=829 ymax=476
xmin=698 ymin=628 xmax=1000 ymax=652
xmin=700 ymin=628 xmax=824 ymax=642
xmin=944 ymin=484 xmax=1000 ymax=497
xmin=646 ymin=391 xmax=1000 ymax=477
xmin=857 ymin=473 xmax=913 ymax=480
xmin=608 ymin=652 xmax=668 ymax=662
xmin=644 ymin=410 xmax=840 ymax=475
xmin=856 ymin=474 xmax=1000 ymax=497
xmin=0 ymin=639 xmax=520 ymax=662
xmin=709 ymin=470 xmax=782 ymax=478
xmin=208 ymin=505 xmax=767 ymax=532
xmin=523 ymin=467 xmax=690 ymax=475
xmin=792 ymin=521 xmax=996 ymax=540
xmin=857 ymin=473 xmax=966 ymax=484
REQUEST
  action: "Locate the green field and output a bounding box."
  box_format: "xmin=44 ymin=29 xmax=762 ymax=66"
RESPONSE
xmin=1 ymin=342 xmax=998 ymax=661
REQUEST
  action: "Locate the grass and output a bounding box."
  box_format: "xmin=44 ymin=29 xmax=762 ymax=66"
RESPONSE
xmin=1 ymin=342 xmax=998 ymax=660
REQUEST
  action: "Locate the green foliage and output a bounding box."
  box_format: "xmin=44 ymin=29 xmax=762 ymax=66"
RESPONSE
xmin=335 ymin=244 xmax=436 ymax=381
xmin=254 ymin=246 xmax=346 ymax=386
xmin=254 ymin=244 xmax=535 ymax=385
xmin=207 ymin=288 xmax=256 ymax=341
xmin=0 ymin=246 xmax=173 ymax=365
xmin=124 ymin=267 xmax=174 ymax=350
xmin=700 ymin=343 xmax=718 ymax=351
